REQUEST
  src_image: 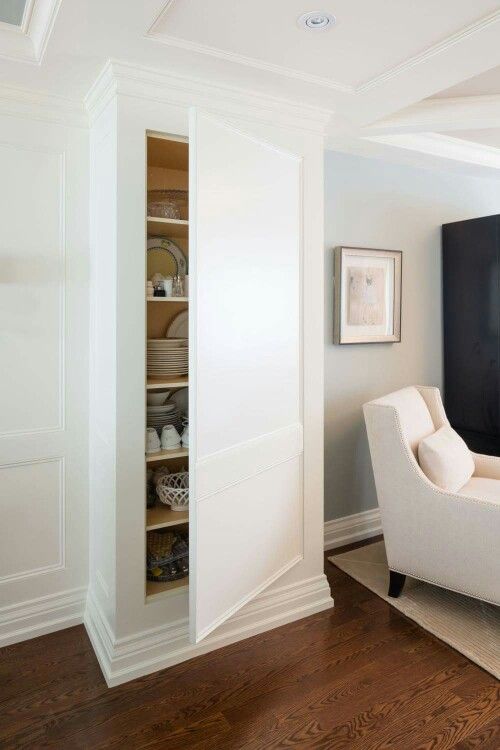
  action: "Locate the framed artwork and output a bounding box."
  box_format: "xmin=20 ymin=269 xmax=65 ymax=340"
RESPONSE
xmin=334 ymin=246 xmax=402 ymax=344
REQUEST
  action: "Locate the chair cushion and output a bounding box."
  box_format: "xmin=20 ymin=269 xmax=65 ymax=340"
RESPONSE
xmin=457 ymin=477 xmax=500 ymax=504
xmin=418 ymin=425 xmax=475 ymax=492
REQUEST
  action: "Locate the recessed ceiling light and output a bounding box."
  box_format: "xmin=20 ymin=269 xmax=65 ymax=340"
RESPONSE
xmin=297 ymin=11 xmax=336 ymax=31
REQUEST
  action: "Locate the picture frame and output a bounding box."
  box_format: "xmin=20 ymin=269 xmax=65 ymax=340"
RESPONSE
xmin=333 ymin=246 xmax=402 ymax=345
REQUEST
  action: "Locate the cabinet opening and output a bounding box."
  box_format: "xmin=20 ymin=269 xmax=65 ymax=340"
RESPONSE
xmin=145 ymin=132 xmax=189 ymax=601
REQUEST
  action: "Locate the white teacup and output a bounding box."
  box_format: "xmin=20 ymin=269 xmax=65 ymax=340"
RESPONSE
xmin=161 ymin=425 xmax=181 ymax=450
xmin=146 ymin=427 xmax=161 ymax=454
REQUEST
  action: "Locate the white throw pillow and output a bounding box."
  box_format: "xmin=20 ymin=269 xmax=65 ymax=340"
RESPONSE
xmin=418 ymin=425 xmax=475 ymax=493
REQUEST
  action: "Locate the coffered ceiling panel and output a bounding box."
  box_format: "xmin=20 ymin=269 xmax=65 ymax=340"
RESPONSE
xmin=149 ymin=0 xmax=500 ymax=89
xmin=433 ymin=65 xmax=500 ymax=98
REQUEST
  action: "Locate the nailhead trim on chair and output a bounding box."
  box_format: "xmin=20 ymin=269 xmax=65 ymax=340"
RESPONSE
xmin=369 ymin=402 xmax=500 ymax=605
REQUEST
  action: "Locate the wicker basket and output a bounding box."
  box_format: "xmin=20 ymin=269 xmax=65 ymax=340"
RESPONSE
xmin=156 ymin=471 xmax=189 ymax=511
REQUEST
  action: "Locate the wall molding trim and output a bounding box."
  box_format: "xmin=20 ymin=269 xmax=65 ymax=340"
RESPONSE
xmin=365 ymin=132 xmax=500 ymax=171
xmin=0 ymin=586 xmax=86 ymax=648
xmin=85 ymin=59 xmax=334 ymax=134
xmin=324 ymin=508 xmax=382 ymax=551
xmin=85 ymin=573 xmax=333 ymax=687
xmin=0 ymin=82 xmax=87 ymax=127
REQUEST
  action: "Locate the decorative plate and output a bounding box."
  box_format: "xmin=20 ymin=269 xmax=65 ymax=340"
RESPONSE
xmin=167 ymin=310 xmax=189 ymax=339
xmin=147 ymin=237 xmax=188 ymax=278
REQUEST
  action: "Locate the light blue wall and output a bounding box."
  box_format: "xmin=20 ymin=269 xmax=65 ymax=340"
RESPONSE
xmin=324 ymin=150 xmax=500 ymax=521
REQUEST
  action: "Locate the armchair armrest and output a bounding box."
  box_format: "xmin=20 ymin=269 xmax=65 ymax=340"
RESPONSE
xmin=472 ymin=452 xmax=500 ymax=480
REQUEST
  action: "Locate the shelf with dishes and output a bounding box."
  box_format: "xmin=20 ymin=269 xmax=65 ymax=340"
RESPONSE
xmin=147 ymin=217 xmax=188 ymax=239
xmin=147 ymin=375 xmax=188 ymax=390
xmin=146 ymin=236 xmax=188 ymax=301
xmin=146 ymin=525 xmax=189 ymax=601
xmin=146 ymin=447 xmax=188 ymax=463
xmin=146 ymin=382 xmax=188 ymax=458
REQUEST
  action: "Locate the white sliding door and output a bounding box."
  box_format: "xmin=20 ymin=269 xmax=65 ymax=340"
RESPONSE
xmin=189 ymin=110 xmax=303 ymax=642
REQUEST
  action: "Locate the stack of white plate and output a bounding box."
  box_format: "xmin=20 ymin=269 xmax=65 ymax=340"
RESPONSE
xmin=147 ymin=401 xmax=182 ymax=435
xmin=147 ymin=338 xmax=188 ymax=377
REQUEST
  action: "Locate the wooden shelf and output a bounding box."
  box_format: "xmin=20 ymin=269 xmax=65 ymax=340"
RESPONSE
xmin=146 ymin=576 xmax=189 ymax=601
xmin=146 ymin=448 xmax=188 ymax=463
xmin=147 ymin=217 xmax=188 ymax=238
xmin=146 ymin=506 xmax=188 ymax=531
xmin=147 ymin=375 xmax=188 ymax=390
xmin=147 ymin=297 xmax=189 ymax=303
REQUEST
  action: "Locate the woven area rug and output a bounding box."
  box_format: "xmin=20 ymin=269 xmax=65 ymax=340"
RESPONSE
xmin=329 ymin=540 xmax=500 ymax=679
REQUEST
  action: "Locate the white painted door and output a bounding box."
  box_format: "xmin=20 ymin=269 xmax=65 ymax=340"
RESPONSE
xmin=189 ymin=111 xmax=303 ymax=642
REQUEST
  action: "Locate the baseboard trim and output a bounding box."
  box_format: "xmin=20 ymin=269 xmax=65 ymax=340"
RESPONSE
xmin=1 ymin=509 xmax=379 ymax=661
xmin=324 ymin=507 xmax=382 ymax=551
xmin=0 ymin=586 xmax=86 ymax=648
xmin=85 ymin=573 xmax=333 ymax=687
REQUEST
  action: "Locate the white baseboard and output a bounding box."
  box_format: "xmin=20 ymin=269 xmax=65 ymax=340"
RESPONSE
xmin=1 ymin=510 xmax=380 ymax=668
xmin=85 ymin=573 xmax=333 ymax=687
xmin=0 ymin=586 xmax=86 ymax=648
xmin=324 ymin=507 xmax=382 ymax=551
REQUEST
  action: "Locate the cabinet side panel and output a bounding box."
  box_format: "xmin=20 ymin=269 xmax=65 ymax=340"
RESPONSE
xmin=89 ymin=100 xmax=118 ymax=626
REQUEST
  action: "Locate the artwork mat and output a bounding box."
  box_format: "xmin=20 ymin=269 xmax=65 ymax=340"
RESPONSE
xmin=334 ymin=247 xmax=402 ymax=344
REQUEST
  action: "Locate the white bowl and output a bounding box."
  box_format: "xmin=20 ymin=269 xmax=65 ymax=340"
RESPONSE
xmin=147 ymin=390 xmax=171 ymax=406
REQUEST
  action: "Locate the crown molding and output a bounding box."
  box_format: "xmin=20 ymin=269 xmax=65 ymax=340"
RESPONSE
xmin=365 ymin=95 xmax=500 ymax=136
xmin=146 ymin=3 xmax=500 ymax=97
xmin=85 ymin=59 xmax=335 ymax=135
xmin=0 ymin=0 xmax=62 ymax=64
xmin=365 ymin=132 xmax=500 ymax=170
xmin=356 ymin=9 xmax=500 ymax=93
xmin=0 ymin=82 xmax=87 ymax=127
xmin=146 ymin=21 xmax=352 ymax=94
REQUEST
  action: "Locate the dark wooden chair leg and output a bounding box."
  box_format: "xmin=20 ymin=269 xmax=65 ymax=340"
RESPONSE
xmin=388 ymin=571 xmax=406 ymax=598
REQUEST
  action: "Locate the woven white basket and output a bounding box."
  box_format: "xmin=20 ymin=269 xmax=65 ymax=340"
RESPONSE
xmin=156 ymin=471 xmax=189 ymax=511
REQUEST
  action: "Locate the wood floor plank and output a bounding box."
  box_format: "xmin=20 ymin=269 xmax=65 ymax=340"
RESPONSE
xmin=0 ymin=540 xmax=497 ymax=750
xmin=410 ymin=685 xmax=500 ymax=750
xmin=452 ymin=714 xmax=500 ymax=749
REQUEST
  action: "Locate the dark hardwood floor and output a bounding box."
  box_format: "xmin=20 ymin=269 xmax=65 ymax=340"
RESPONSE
xmin=1 ymin=538 xmax=498 ymax=749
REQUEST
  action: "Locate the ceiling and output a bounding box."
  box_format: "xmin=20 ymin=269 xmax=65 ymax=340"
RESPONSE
xmin=148 ymin=0 xmax=499 ymax=91
xmin=2 ymin=0 xmax=500 ymax=174
xmin=432 ymin=65 xmax=500 ymax=98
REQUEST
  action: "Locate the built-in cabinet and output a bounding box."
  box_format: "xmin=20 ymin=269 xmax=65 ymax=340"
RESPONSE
xmin=145 ymin=134 xmax=190 ymax=602
xmin=87 ymin=67 xmax=331 ymax=685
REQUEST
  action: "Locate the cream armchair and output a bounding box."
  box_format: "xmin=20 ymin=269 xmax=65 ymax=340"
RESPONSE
xmin=363 ymin=386 xmax=500 ymax=605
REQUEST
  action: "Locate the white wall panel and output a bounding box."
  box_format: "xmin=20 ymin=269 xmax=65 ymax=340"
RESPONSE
xmin=0 ymin=458 xmax=63 ymax=581
xmin=0 ymin=112 xmax=89 ymax=646
xmin=0 ymin=143 xmax=64 ymax=435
